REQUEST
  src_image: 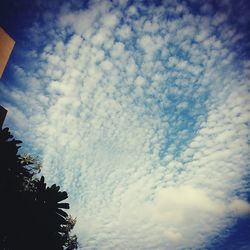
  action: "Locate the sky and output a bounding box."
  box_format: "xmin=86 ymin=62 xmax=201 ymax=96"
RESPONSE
xmin=0 ymin=0 xmax=250 ymax=249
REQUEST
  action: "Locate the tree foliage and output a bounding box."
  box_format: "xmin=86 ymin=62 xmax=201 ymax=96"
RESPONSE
xmin=0 ymin=127 xmax=78 ymax=250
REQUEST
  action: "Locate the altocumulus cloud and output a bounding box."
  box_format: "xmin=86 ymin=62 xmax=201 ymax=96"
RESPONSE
xmin=1 ymin=0 xmax=250 ymax=249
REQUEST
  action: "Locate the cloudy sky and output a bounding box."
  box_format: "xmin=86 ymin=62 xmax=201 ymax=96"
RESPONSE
xmin=1 ymin=0 xmax=250 ymax=249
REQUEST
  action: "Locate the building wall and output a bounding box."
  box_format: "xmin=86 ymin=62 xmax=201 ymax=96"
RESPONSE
xmin=0 ymin=27 xmax=15 ymax=78
xmin=0 ymin=105 xmax=7 ymax=128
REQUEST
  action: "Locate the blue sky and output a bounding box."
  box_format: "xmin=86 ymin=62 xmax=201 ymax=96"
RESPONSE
xmin=0 ymin=0 xmax=250 ymax=249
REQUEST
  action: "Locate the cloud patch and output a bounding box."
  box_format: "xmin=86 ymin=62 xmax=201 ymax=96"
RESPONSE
xmin=1 ymin=0 xmax=250 ymax=249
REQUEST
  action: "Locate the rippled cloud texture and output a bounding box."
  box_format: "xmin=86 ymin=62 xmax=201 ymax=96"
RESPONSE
xmin=1 ymin=0 xmax=250 ymax=249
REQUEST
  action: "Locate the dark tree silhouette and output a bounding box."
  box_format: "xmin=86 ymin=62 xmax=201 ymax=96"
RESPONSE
xmin=0 ymin=127 xmax=78 ymax=250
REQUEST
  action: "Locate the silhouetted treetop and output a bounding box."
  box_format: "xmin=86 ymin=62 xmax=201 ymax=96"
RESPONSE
xmin=0 ymin=127 xmax=78 ymax=250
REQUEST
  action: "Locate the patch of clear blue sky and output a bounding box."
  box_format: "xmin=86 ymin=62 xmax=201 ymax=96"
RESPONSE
xmin=0 ymin=0 xmax=250 ymax=249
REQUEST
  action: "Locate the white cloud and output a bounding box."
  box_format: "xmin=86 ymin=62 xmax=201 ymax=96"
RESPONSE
xmin=102 ymin=13 xmax=119 ymax=28
xmin=138 ymin=34 xmax=163 ymax=55
xmin=212 ymin=13 xmax=227 ymax=26
xmin=150 ymin=185 xmax=225 ymax=220
xmin=1 ymin=0 xmax=250 ymax=249
xmin=100 ymin=59 xmax=113 ymax=71
xmin=127 ymin=5 xmax=138 ymax=17
xmin=229 ymin=199 xmax=250 ymax=216
xmin=143 ymin=19 xmax=159 ymax=33
xmin=117 ymin=24 xmax=132 ymax=39
xmin=135 ymin=75 xmax=145 ymax=86
xmin=59 ymin=9 xmax=97 ymax=34
xmin=92 ymin=29 xmax=109 ymax=46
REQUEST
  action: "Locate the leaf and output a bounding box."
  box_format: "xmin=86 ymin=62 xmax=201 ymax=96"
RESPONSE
xmin=57 ymin=203 xmax=70 ymax=209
